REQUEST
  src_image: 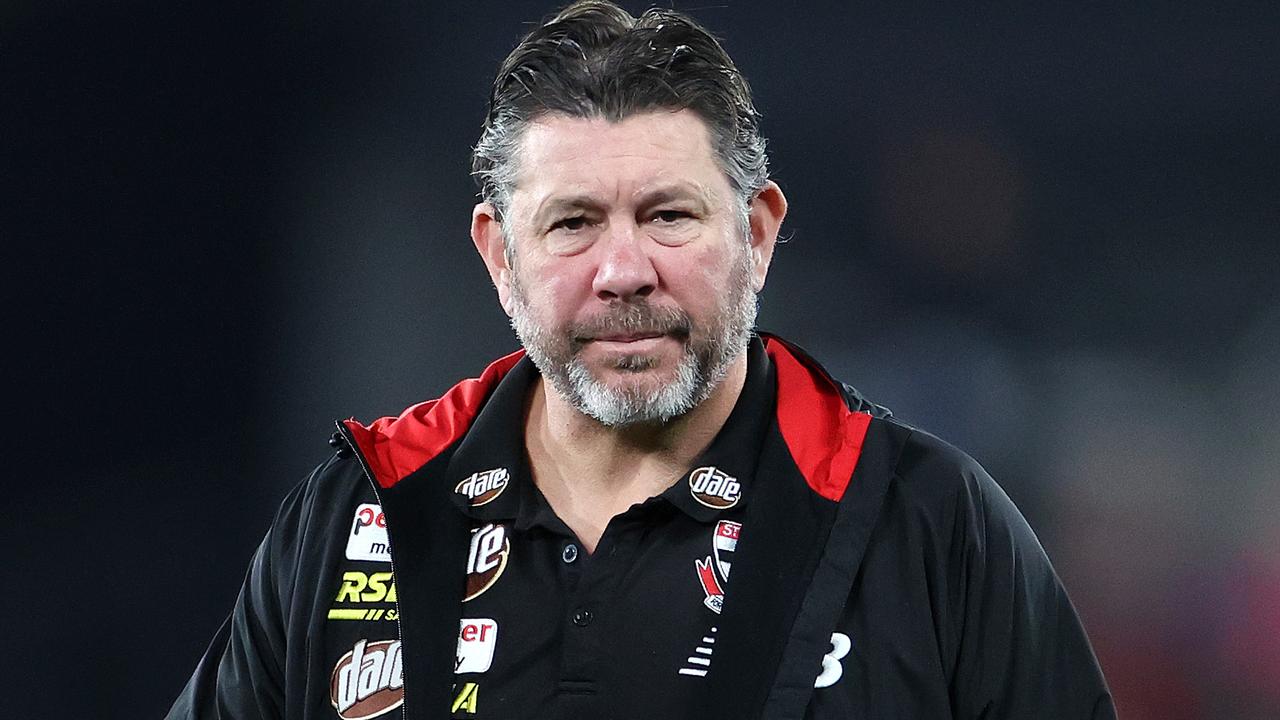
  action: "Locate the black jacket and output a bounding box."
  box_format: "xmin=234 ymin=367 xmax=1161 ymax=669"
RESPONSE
xmin=168 ymin=334 xmax=1115 ymax=719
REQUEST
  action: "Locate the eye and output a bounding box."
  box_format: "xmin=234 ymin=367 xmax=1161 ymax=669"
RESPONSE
xmin=550 ymin=215 xmax=589 ymax=232
xmin=651 ymin=210 xmax=691 ymax=224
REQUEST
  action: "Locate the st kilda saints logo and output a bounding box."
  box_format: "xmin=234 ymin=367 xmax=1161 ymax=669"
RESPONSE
xmin=695 ymin=520 xmax=741 ymax=614
xmin=455 ymin=467 xmax=510 ymax=506
xmin=688 ymin=465 xmax=741 ymax=509
xmin=465 ymin=523 xmax=510 ymax=601
xmin=330 ymin=638 xmax=403 ymax=720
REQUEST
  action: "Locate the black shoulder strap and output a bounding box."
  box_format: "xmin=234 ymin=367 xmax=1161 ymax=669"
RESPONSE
xmin=757 ymin=417 xmax=907 ymax=719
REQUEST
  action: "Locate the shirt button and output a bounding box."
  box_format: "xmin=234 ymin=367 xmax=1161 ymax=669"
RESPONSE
xmin=561 ymin=543 xmax=579 ymax=564
xmin=571 ymin=608 xmax=593 ymax=627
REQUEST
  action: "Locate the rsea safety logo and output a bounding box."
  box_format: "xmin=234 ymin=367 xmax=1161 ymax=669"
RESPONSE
xmin=455 ymin=618 xmax=498 ymax=674
xmin=455 ymin=468 xmax=510 ymax=506
xmin=688 ymin=466 xmax=741 ymax=509
xmin=329 ymin=571 xmax=398 ymax=622
xmin=464 ymin=523 xmax=510 ymax=601
xmin=330 ymin=639 xmax=403 ymax=720
xmin=346 ymin=504 xmax=391 ymax=562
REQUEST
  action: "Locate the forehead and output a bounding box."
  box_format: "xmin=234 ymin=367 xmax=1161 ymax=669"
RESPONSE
xmin=511 ymin=109 xmax=728 ymax=208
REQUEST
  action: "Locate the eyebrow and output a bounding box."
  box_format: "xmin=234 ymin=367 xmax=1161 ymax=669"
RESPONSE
xmin=636 ymin=183 xmax=716 ymax=211
xmin=533 ymin=196 xmax=599 ymax=228
xmin=532 ymin=183 xmax=717 ymax=227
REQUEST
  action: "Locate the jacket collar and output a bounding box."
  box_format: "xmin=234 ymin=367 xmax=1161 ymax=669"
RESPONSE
xmin=342 ymin=332 xmax=869 ymax=504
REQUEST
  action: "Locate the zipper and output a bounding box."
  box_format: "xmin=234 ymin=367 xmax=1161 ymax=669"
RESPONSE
xmin=334 ymin=420 xmax=410 ymax=720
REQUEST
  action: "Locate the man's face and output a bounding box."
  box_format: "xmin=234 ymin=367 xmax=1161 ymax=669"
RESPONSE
xmin=495 ymin=110 xmax=763 ymax=426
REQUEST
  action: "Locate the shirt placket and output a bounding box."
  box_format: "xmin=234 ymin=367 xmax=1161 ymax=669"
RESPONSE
xmin=553 ymin=511 xmax=646 ymax=708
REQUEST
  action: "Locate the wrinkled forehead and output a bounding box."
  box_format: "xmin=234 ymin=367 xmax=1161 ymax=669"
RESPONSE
xmin=508 ymin=109 xmax=732 ymax=214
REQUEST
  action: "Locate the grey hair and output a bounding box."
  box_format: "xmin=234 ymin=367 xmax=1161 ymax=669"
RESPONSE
xmin=471 ymin=1 xmax=769 ymax=247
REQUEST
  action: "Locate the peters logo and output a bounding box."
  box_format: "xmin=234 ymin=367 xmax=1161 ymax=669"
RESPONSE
xmin=464 ymin=523 xmax=510 ymax=601
xmin=455 ymin=618 xmax=498 ymax=674
xmin=455 ymin=468 xmax=510 ymax=506
xmin=330 ymin=639 xmax=403 ymax=720
xmin=689 ymin=466 xmax=741 ymax=509
xmin=346 ymin=504 xmax=391 ymax=562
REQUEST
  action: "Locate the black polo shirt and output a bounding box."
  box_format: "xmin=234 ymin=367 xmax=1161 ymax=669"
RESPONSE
xmin=442 ymin=338 xmax=776 ymax=719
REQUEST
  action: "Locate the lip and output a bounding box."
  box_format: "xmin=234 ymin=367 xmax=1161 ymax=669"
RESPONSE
xmin=585 ymin=334 xmax=671 ymax=352
xmin=590 ymin=332 xmax=664 ymax=343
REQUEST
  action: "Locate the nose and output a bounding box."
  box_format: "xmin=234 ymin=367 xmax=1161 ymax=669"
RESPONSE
xmin=591 ymin=222 xmax=658 ymax=302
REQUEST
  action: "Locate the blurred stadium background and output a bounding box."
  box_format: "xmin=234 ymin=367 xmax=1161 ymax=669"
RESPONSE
xmin=6 ymin=1 xmax=1277 ymax=717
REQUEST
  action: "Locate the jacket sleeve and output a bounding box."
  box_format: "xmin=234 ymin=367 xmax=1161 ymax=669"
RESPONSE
xmin=166 ymin=474 xmax=313 ymax=720
xmin=946 ymin=450 xmax=1116 ymax=719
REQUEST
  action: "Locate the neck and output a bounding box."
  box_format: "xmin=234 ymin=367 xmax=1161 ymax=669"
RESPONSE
xmin=524 ymin=355 xmax=748 ymax=552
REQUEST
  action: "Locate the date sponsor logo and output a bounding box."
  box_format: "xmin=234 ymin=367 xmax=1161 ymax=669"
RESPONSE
xmin=330 ymin=639 xmax=403 ymax=720
xmin=455 ymin=468 xmax=510 ymax=506
xmin=464 ymin=523 xmax=510 ymax=602
xmin=346 ymin=504 xmax=391 ymax=562
xmin=455 ymin=618 xmax=498 ymax=674
xmin=688 ymin=466 xmax=741 ymax=509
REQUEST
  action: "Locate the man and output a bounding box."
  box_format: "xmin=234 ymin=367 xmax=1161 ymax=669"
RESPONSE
xmin=169 ymin=2 xmax=1114 ymax=718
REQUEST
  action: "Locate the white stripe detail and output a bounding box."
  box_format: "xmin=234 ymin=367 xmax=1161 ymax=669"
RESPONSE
xmin=678 ymin=668 xmax=708 ymax=677
xmin=687 ymin=656 xmax=711 ymax=666
xmin=702 ymin=637 xmax=716 ymax=644
xmin=695 ymin=647 xmax=713 ymax=655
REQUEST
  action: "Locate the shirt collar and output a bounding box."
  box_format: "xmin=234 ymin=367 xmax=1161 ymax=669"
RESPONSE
xmin=658 ymin=336 xmax=775 ymax=523
xmin=444 ymin=336 xmax=776 ymax=526
xmin=445 ymin=356 xmax=535 ymax=522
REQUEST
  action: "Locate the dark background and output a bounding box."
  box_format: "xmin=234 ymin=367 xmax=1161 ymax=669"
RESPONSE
xmin=6 ymin=1 xmax=1278 ymax=718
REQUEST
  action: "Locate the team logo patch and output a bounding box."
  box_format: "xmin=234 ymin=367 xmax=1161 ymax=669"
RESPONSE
xmin=695 ymin=521 xmax=742 ymax=614
xmin=346 ymin=504 xmax=391 ymax=562
xmin=456 ymin=618 xmax=498 ymax=674
xmin=713 ymin=519 xmax=739 ymax=579
xmin=330 ymin=639 xmax=403 ymax=720
xmin=455 ymin=468 xmax=510 ymax=506
xmin=464 ymin=523 xmax=510 ymax=601
xmin=688 ymin=466 xmax=741 ymax=509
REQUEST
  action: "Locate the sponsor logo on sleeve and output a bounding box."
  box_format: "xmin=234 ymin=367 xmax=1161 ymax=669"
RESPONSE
xmin=329 ymin=571 xmax=398 ymax=622
xmin=455 ymin=618 xmax=498 ymax=674
xmin=330 ymin=639 xmax=403 ymax=720
xmin=455 ymin=468 xmax=510 ymax=506
xmin=688 ymin=466 xmax=741 ymax=509
xmin=346 ymin=504 xmax=391 ymax=562
xmin=464 ymin=523 xmax=510 ymax=601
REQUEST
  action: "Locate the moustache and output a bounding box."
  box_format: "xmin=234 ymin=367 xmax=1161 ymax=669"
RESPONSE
xmin=570 ymin=303 xmax=692 ymax=344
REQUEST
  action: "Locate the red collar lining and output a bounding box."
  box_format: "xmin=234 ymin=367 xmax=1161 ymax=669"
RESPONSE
xmin=343 ymin=338 xmax=870 ymax=500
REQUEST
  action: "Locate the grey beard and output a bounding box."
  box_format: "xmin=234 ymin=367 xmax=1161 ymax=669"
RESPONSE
xmin=508 ymin=252 xmax=757 ymax=427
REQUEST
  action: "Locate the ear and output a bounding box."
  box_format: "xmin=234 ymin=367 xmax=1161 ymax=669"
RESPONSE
xmin=747 ymin=180 xmax=787 ymax=292
xmin=471 ymin=202 xmax=515 ymax=317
